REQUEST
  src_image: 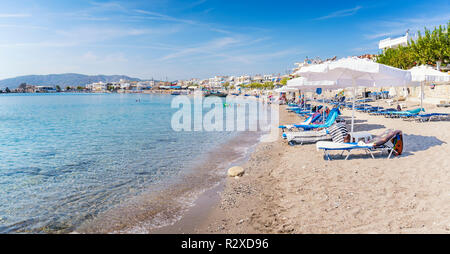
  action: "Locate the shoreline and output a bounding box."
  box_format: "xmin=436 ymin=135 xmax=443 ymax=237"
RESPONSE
xmin=73 ymin=130 xmax=264 ymax=234
xmin=148 ymin=130 xmax=266 ymax=234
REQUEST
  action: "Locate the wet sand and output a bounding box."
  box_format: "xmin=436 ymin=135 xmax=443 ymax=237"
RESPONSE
xmin=190 ymin=102 xmax=450 ymax=233
xmin=74 ymin=131 xmax=262 ymax=234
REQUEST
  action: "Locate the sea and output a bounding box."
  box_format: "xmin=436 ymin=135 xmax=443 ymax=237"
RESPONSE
xmin=0 ymin=93 xmax=269 ymax=233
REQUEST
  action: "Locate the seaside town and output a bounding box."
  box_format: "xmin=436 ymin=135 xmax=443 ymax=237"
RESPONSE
xmin=2 ymin=30 xmax=449 ymax=108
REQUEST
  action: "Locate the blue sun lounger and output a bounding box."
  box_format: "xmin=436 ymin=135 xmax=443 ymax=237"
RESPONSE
xmin=385 ymin=108 xmax=424 ymax=118
xmin=411 ymin=113 xmax=450 ymax=122
xmin=294 ymin=108 xmax=340 ymax=131
xmin=369 ymin=108 xmax=396 ymax=116
xmin=279 ymin=112 xmax=321 ymax=131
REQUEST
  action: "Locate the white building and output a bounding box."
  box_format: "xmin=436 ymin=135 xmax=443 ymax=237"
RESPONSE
xmin=379 ymin=31 xmax=410 ymax=50
xmin=208 ymin=76 xmax=225 ymax=88
xmin=86 ymin=82 xmax=107 ymax=91
xmin=186 ymin=78 xmax=200 ymax=85
xmin=263 ymin=74 xmax=274 ymax=82
xmin=252 ymin=75 xmax=264 ymax=83
xmin=134 ymin=81 xmax=153 ymax=90
xmin=235 ymin=75 xmax=251 ymax=85
xmin=35 ymin=86 xmax=56 ymax=93
xmin=120 ymin=82 xmax=131 ymax=90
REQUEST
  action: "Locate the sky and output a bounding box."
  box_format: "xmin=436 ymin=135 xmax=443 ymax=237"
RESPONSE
xmin=0 ymin=0 xmax=449 ymax=81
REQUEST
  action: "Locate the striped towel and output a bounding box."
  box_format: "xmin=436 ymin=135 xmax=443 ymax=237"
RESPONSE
xmin=327 ymin=123 xmax=348 ymax=143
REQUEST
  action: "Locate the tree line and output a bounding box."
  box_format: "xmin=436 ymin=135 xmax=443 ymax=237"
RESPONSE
xmin=238 ymin=82 xmax=275 ymax=90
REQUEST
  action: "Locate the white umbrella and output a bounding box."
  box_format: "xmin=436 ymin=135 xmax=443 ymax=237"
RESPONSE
xmin=409 ymin=65 xmax=450 ymax=109
xmin=274 ymin=86 xmax=298 ymax=93
xmin=287 ymin=76 xmax=336 ymax=90
xmin=287 ymin=77 xmax=340 ymax=120
xmin=274 ymin=86 xmax=297 ymax=104
xmin=296 ymin=57 xmax=412 ymax=133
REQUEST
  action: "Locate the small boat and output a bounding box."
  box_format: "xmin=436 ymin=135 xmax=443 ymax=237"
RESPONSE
xmin=204 ymin=90 xmax=227 ymax=97
xmin=171 ymin=91 xmax=181 ymax=95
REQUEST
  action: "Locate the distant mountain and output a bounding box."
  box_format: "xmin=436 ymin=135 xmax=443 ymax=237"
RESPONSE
xmin=0 ymin=73 xmax=142 ymax=89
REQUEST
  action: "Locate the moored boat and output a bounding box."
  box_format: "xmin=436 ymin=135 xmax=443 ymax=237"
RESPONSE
xmin=204 ymin=90 xmax=227 ymax=97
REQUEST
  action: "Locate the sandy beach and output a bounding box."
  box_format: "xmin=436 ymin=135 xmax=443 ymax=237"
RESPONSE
xmin=183 ymin=102 xmax=450 ymax=234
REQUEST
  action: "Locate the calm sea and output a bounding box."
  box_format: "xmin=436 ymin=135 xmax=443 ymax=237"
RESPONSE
xmin=0 ymin=93 xmax=264 ymax=233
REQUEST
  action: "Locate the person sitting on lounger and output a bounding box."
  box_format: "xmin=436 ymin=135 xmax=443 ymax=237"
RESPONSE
xmin=316 ymin=128 xmax=403 ymax=160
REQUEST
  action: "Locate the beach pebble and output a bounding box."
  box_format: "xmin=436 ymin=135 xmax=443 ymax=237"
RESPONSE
xmin=228 ymin=166 xmax=245 ymax=177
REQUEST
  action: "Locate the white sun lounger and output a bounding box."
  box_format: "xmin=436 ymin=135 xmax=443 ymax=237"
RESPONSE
xmin=316 ymin=129 xmax=403 ymax=160
xmin=316 ymin=141 xmax=375 ymax=160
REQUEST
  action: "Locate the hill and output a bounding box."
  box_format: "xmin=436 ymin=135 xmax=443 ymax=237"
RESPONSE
xmin=0 ymin=73 xmax=142 ymax=89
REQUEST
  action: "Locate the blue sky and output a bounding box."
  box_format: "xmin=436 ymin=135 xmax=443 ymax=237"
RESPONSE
xmin=0 ymin=0 xmax=449 ymax=80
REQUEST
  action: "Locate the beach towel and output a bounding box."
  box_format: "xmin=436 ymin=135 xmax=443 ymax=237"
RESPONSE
xmin=368 ymin=129 xmax=403 ymax=156
xmin=327 ymin=123 xmax=348 ymax=143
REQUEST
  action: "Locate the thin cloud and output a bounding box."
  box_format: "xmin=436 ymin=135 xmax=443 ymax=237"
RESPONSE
xmin=1 ymin=25 xmax=180 ymax=49
xmin=363 ymin=13 xmax=450 ymax=40
xmin=160 ymin=37 xmax=241 ymax=61
xmin=203 ymin=8 xmax=214 ymax=14
xmin=74 ymin=2 xmax=244 ymax=36
xmin=133 ymin=9 xmax=237 ymax=35
xmin=189 ymin=0 xmax=208 ymax=8
xmin=82 ymin=51 xmax=128 ymax=63
xmin=186 ymin=47 xmax=304 ymax=66
xmin=134 ymin=9 xmax=197 ymax=24
xmin=89 ymin=1 xmax=128 ymax=12
xmin=0 ymin=13 xmax=31 ymax=18
xmin=315 ymin=6 xmax=362 ymax=20
xmin=364 ymin=31 xmax=399 ymax=40
xmin=0 ymin=42 xmax=79 ymax=48
xmin=0 ymin=24 xmax=48 ymax=30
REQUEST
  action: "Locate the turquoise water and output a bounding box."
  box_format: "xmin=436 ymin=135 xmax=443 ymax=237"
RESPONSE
xmin=0 ymin=93 xmax=250 ymax=233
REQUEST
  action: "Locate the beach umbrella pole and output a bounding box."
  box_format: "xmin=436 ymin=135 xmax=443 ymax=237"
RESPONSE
xmin=322 ymin=93 xmax=325 ymax=122
xmin=420 ymin=81 xmax=424 ymax=110
xmin=351 ymin=79 xmax=356 ymax=134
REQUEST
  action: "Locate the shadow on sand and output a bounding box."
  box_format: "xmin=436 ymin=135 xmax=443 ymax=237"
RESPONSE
xmin=352 ymin=123 xmax=386 ymax=132
xmin=340 ymin=116 xmax=367 ymax=124
xmin=401 ymin=134 xmax=446 ymax=156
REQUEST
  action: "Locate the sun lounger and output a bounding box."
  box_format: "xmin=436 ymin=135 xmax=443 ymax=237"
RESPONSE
xmin=384 ymin=108 xmax=424 ymax=118
xmin=357 ymin=106 xmax=384 ymax=113
xmin=410 ymin=113 xmax=450 ymax=122
xmin=316 ymin=129 xmax=403 ymax=160
xmin=279 ymin=113 xmax=321 ymax=131
xmin=294 ymin=108 xmax=340 ymax=131
xmin=369 ymin=108 xmax=396 ymax=116
xmin=283 ymin=129 xmax=331 ymax=145
xmin=283 ymin=122 xmax=347 ymax=145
